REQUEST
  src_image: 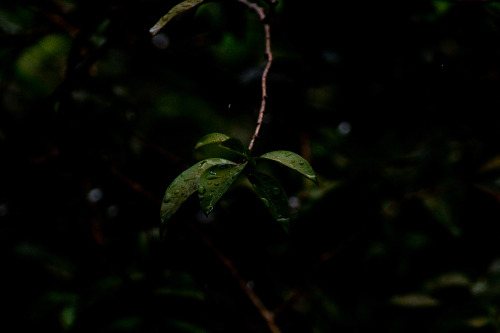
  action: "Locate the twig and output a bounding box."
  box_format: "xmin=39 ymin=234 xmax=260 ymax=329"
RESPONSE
xmin=237 ymin=0 xmax=273 ymax=151
xmin=186 ymin=222 xmax=282 ymax=333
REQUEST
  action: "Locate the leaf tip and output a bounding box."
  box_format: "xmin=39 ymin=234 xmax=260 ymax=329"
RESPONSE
xmin=277 ymin=217 xmax=291 ymax=233
xmin=149 ymin=27 xmax=160 ymax=35
xmin=203 ymin=205 xmax=214 ymax=216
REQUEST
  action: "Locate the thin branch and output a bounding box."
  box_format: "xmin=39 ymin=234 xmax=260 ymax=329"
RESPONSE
xmin=187 ymin=222 xmax=282 ymax=333
xmin=237 ymin=0 xmax=273 ymax=151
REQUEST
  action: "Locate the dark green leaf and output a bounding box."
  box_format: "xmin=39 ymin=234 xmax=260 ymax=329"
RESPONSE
xmin=160 ymin=158 xmax=235 ymax=231
xmin=149 ymin=0 xmax=205 ymax=35
xmin=194 ymin=133 xmax=231 ymax=149
xmin=248 ymin=172 xmax=290 ymax=232
xmin=259 ymin=150 xmax=318 ymax=185
xmin=195 ymin=133 xmax=251 ymax=160
xmin=198 ymin=163 xmax=247 ymax=215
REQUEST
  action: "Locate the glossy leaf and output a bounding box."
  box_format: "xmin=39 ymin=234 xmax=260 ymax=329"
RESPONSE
xmin=160 ymin=158 xmax=235 ymax=232
xmin=248 ymin=172 xmax=290 ymax=232
xmin=259 ymin=150 xmax=318 ymax=185
xmin=195 ymin=133 xmax=251 ymax=160
xmin=149 ymin=0 xmax=205 ymax=35
xmin=198 ymin=163 xmax=247 ymax=215
xmin=194 ymin=133 xmax=231 ymax=149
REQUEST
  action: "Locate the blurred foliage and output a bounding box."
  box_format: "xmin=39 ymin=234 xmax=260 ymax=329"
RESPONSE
xmin=2 ymin=0 xmax=500 ymax=332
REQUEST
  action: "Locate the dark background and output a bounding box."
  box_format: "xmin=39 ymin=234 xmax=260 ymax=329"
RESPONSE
xmin=2 ymin=0 xmax=500 ymax=332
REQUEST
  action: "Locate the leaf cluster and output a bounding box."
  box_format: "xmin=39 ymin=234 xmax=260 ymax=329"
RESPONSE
xmin=160 ymin=133 xmax=317 ymax=236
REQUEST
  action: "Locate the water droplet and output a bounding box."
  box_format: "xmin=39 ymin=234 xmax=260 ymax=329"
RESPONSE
xmin=291 ymin=160 xmax=296 ymax=163
xmin=206 ymin=171 xmax=218 ymax=180
xmin=163 ymin=197 xmax=171 ymax=203
xmin=88 ymin=188 xmax=103 ymax=203
xmin=198 ymin=186 xmax=206 ymax=194
xmin=214 ymin=183 xmax=220 ymax=186
xmin=338 ymin=121 xmax=351 ymax=135
xmin=272 ymin=187 xmax=281 ymax=195
xmin=299 ymin=161 xmax=304 ymax=165
xmin=261 ymin=198 xmax=270 ymax=207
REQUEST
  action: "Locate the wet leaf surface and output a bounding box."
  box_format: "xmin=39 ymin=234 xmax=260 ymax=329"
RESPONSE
xmin=195 ymin=133 xmax=250 ymax=160
xmin=260 ymin=150 xmax=318 ymax=185
xmin=248 ymin=172 xmax=290 ymax=232
xmin=160 ymin=158 xmax=235 ymax=233
xmin=198 ymin=162 xmax=247 ymax=215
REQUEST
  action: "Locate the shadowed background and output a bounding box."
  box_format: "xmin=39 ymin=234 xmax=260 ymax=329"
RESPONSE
xmin=2 ymin=0 xmax=500 ymax=332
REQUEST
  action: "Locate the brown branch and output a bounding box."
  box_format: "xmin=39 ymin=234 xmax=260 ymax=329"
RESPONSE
xmin=237 ymin=0 xmax=273 ymax=151
xmin=186 ymin=222 xmax=282 ymax=333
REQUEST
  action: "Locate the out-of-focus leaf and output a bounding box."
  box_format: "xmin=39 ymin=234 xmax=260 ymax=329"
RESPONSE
xmin=195 ymin=133 xmax=251 ymax=160
xmin=390 ymin=293 xmax=439 ymax=307
xmin=479 ymin=155 xmax=500 ymax=172
xmin=260 ymin=150 xmax=318 ymax=185
xmin=16 ymin=34 xmax=71 ymax=95
xmin=421 ymin=195 xmax=460 ymax=237
xmin=424 ymin=272 xmax=470 ymax=291
xmin=198 ymin=162 xmax=247 ymax=215
xmin=149 ymin=0 xmax=205 ymax=35
xmin=248 ymin=172 xmax=290 ymax=232
xmin=161 ymin=158 xmax=235 ymax=233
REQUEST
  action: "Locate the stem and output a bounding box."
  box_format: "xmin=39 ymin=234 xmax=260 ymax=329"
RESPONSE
xmin=237 ymin=0 xmax=273 ymax=151
xmin=187 ymin=222 xmax=282 ymax=333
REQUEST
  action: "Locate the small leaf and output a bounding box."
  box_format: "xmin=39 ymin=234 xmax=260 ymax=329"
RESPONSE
xmin=149 ymin=0 xmax=205 ymax=35
xmin=161 ymin=158 xmax=235 ymax=233
xmin=195 ymin=133 xmax=251 ymax=160
xmin=198 ymin=163 xmax=247 ymax=215
xmin=259 ymin=151 xmax=318 ymax=185
xmin=194 ymin=133 xmax=231 ymax=149
xmin=248 ymin=172 xmax=290 ymax=232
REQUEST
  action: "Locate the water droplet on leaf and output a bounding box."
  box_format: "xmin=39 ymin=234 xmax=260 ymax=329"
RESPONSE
xmin=198 ymin=186 xmax=206 ymax=194
xmin=272 ymin=187 xmax=281 ymax=195
xmin=261 ymin=198 xmax=270 ymax=207
xmin=206 ymin=171 xmax=218 ymax=180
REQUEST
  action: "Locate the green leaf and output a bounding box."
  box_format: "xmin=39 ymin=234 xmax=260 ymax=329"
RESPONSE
xmin=198 ymin=163 xmax=247 ymax=215
xmin=195 ymin=133 xmax=251 ymax=160
xmin=259 ymin=150 xmax=318 ymax=185
xmin=194 ymin=133 xmax=231 ymax=149
xmin=248 ymin=172 xmax=290 ymax=232
xmin=149 ymin=0 xmax=205 ymax=35
xmin=160 ymin=158 xmax=235 ymax=232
